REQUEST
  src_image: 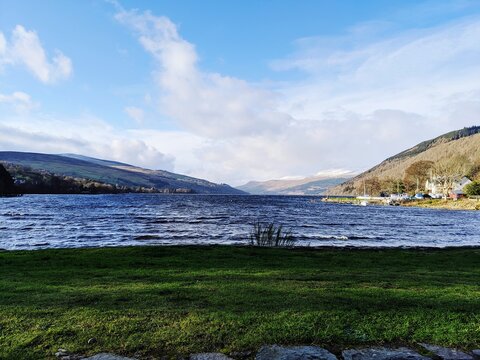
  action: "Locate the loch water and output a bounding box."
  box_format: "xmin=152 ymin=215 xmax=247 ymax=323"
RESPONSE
xmin=0 ymin=194 xmax=479 ymax=250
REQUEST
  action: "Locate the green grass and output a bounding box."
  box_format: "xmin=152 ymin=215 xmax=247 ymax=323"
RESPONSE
xmin=1 ymin=246 xmax=479 ymax=359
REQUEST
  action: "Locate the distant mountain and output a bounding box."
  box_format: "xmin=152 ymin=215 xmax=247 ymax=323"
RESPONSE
xmin=328 ymin=126 xmax=480 ymax=196
xmin=0 ymin=151 xmax=245 ymax=195
xmin=238 ymin=172 xmax=354 ymax=195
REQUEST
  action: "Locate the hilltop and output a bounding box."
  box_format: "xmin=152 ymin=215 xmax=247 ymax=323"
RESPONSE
xmin=238 ymin=172 xmax=353 ymax=195
xmin=328 ymin=126 xmax=480 ymax=196
xmin=0 ymin=151 xmax=245 ymax=195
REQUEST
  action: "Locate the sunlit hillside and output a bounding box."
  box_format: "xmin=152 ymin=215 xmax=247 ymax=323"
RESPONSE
xmin=328 ymin=127 xmax=480 ymax=195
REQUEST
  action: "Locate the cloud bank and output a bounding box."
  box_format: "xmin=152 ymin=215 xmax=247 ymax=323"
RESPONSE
xmin=0 ymin=115 xmax=175 ymax=171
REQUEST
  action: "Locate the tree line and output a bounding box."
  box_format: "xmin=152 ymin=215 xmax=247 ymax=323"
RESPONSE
xmin=0 ymin=164 xmax=16 ymax=196
xmin=0 ymin=162 xmax=194 ymax=195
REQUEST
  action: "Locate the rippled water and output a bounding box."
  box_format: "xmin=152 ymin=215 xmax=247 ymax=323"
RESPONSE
xmin=0 ymin=194 xmax=479 ymax=250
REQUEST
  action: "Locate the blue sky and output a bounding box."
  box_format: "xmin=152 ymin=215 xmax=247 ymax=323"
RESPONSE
xmin=1 ymin=0 xmax=480 ymax=184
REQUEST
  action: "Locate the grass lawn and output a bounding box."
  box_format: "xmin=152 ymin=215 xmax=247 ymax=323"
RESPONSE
xmin=0 ymin=246 xmax=479 ymax=359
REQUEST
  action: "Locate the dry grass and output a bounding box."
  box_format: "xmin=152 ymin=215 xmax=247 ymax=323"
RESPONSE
xmin=403 ymin=198 xmax=480 ymax=211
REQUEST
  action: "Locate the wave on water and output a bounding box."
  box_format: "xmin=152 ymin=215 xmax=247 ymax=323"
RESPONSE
xmin=1 ymin=194 xmax=479 ymax=250
xmin=299 ymin=234 xmax=386 ymax=241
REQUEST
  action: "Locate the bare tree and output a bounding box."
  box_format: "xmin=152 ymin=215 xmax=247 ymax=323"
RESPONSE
xmin=431 ymin=156 xmax=471 ymax=195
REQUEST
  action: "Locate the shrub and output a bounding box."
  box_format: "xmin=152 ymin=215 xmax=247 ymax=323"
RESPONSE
xmin=249 ymin=221 xmax=296 ymax=247
xmin=465 ymin=181 xmax=480 ymax=196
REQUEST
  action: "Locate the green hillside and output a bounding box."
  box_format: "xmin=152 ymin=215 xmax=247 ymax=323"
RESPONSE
xmin=0 ymin=151 xmax=244 ymax=195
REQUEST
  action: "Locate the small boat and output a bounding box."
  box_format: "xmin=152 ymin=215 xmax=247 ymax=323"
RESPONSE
xmin=357 ymin=181 xmax=370 ymax=206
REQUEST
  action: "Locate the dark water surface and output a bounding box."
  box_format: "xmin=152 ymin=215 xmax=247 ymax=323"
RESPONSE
xmin=0 ymin=194 xmax=479 ymax=250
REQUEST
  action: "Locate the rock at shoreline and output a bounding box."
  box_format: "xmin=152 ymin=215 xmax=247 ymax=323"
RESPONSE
xmin=255 ymin=345 xmax=337 ymax=360
xmin=81 ymin=353 xmax=136 ymax=360
xmin=190 ymin=353 xmax=233 ymax=360
xmin=420 ymin=344 xmax=474 ymax=360
xmin=55 ymin=349 xmax=69 ymax=357
xmin=54 ymin=346 xmax=480 ymax=360
xmin=342 ymin=347 xmax=430 ymax=360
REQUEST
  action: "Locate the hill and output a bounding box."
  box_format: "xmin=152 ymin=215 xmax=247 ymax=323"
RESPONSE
xmin=0 ymin=151 xmax=245 ymax=195
xmin=238 ymin=172 xmax=353 ymax=195
xmin=328 ymin=126 xmax=480 ymax=196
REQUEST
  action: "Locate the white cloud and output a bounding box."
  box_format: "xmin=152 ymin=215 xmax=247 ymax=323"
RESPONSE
xmin=124 ymin=106 xmax=145 ymax=124
xmin=127 ymin=129 xmax=205 ymax=171
xmin=0 ymin=25 xmax=72 ymax=83
xmin=115 ymin=9 xmax=290 ymax=138
xmin=273 ymin=16 xmax=480 ymax=119
xmin=0 ymin=91 xmax=35 ymax=113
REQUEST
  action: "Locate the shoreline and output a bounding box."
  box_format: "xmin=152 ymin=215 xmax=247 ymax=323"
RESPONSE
xmin=322 ymin=196 xmax=480 ymax=210
xmin=2 ymin=243 xmax=480 ymax=253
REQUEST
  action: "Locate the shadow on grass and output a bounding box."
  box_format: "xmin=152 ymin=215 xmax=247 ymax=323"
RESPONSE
xmin=1 ymin=246 xmax=480 ymax=358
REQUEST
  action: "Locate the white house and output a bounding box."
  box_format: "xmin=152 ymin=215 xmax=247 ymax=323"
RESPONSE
xmin=425 ymin=176 xmax=472 ymax=197
xmin=425 ymin=178 xmax=443 ymax=196
xmin=452 ymin=176 xmax=472 ymax=196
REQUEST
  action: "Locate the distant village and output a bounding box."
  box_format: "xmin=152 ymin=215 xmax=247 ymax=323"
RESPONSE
xmin=354 ymin=159 xmax=480 ymax=204
xmin=424 ymin=176 xmax=472 ymax=199
xmin=383 ymin=175 xmax=474 ymax=202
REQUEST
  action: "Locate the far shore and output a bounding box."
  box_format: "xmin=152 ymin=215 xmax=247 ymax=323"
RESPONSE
xmin=322 ymin=196 xmax=480 ymax=210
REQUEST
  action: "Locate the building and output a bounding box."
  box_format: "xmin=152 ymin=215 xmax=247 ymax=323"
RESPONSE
xmin=450 ymin=177 xmax=472 ymax=199
xmin=425 ymin=176 xmax=472 ymax=198
xmin=425 ymin=178 xmax=443 ymax=196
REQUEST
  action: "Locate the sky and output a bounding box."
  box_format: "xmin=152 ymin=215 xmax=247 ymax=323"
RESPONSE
xmin=1 ymin=0 xmax=480 ymax=185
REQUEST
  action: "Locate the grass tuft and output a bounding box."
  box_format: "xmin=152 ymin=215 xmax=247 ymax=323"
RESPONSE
xmin=249 ymin=221 xmax=296 ymax=247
